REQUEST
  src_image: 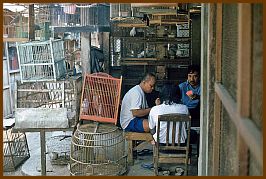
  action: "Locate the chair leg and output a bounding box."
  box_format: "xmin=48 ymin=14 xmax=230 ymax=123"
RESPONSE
xmin=153 ymin=145 xmax=159 ymax=176
xmin=127 ymin=140 xmax=133 ymax=166
xmin=185 ymin=158 xmax=189 ymax=176
xmin=154 ymin=162 xmax=159 ymax=176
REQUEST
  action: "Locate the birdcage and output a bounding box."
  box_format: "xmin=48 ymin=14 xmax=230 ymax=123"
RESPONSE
xmin=16 ymin=39 xmax=66 ymax=83
xmin=79 ymin=73 xmax=122 ymax=125
xmin=80 ymin=3 xmax=110 ymax=26
xmin=69 ymin=122 xmax=127 ymax=176
xmin=15 ymin=75 xmax=82 ymax=128
xmin=3 ymin=126 xmax=30 ymax=172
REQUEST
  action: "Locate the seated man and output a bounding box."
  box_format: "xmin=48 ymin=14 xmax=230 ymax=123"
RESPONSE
xmin=179 ymin=64 xmax=200 ymax=127
xmin=148 ymin=83 xmax=189 ymax=144
xmin=120 ymin=73 xmax=160 ymax=133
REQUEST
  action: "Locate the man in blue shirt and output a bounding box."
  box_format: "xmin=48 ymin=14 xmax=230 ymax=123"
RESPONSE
xmin=179 ymin=65 xmax=200 ymax=127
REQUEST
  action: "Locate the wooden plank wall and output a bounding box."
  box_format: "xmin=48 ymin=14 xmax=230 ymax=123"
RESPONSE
xmin=204 ymin=3 xmax=263 ymax=176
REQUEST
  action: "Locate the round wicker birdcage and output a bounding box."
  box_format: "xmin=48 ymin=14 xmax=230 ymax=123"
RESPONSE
xmin=69 ymin=122 xmax=127 ymax=176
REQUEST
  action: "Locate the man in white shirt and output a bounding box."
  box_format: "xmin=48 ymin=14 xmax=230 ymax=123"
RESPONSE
xmin=148 ymin=83 xmax=189 ymax=144
xmin=120 ymin=73 xmax=159 ymax=132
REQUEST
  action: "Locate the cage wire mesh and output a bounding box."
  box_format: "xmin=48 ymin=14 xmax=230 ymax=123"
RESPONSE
xmin=3 ymin=128 xmax=30 ymax=171
xmin=70 ymin=122 xmax=127 ymax=176
xmin=16 ymin=39 xmax=66 ymax=83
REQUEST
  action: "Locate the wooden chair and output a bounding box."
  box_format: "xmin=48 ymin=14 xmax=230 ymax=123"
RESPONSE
xmin=153 ymin=113 xmax=191 ymax=176
xmin=125 ymin=132 xmax=153 ymax=165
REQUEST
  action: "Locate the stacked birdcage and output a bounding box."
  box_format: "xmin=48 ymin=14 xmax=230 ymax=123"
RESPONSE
xmin=70 ymin=72 xmax=126 ymax=176
xmin=16 ymin=39 xmax=66 ymax=83
xmin=15 ymin=75 xmax=82 ymax=128
xmin=70 ymin=122 xmax=127 ymax=176
xmin=3 ymin=125 xmax=30 ymax=171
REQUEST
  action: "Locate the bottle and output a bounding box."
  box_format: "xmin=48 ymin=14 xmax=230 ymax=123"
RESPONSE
xmin=82 ymin=98 xmax=89 ymax=113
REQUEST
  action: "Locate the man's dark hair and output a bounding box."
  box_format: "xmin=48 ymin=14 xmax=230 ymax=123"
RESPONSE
xmin=160 ymin=83 xmax=181 ymax=105
xmin=187 ymin=65 xmax=200 ymax=75
xmin=141 ymin=72 xmax=156 ymax=82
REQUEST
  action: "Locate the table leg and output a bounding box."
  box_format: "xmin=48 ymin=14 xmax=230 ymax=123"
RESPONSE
xmin=40 ymin=130 xmax=46 ymax=176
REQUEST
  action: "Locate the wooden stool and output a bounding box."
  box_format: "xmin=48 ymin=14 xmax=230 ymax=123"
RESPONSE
xmin=125 ymin=132 xmax=153 ymax=165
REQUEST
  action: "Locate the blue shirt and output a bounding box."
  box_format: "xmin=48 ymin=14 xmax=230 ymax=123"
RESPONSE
xmin=179 ymin=81 xmax=200 ymax=109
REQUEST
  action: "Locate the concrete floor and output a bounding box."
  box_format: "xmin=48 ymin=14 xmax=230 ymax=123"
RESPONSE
xmin=3 ymin=132 xmax=198 ymax=176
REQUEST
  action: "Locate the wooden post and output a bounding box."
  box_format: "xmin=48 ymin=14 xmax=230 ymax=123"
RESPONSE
xmin=103 ymin=32 xmax=110 ymax=73
xmin=28 ymin=4 xmax=35 ymax=41
xmin=237 ymin=4 xmax=251 ymax=176
xmin=40 ymin=130 xmax=46 ymax=176
xmin=81 ymin=32 xmax=91 ymax=73
xmin=212 ymin=3 xmax=222 ymax=176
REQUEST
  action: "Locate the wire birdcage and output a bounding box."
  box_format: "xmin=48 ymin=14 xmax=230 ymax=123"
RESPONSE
xmin=3 ymin=126 xmax=30 ymax=171
xmin=70 ymin=122 xmax=127 ymax=176
xmin=79 ymin=73 xmax=122 ymax=125
xmin=16 ymin=39 xmax=66 ymax=83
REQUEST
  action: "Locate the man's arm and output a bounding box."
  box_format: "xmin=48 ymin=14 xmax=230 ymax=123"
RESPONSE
xmin=150 ymin=127 xmax=156 ymax=135
xmin=131 ymin=108 xmax=151 ymax=117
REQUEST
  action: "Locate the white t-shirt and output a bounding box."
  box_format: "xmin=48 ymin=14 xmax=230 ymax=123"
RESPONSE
xmin=148 ymin=103 xmax=189 ymax=143
xmin=120 ymin=85 xmax=148 ymax=129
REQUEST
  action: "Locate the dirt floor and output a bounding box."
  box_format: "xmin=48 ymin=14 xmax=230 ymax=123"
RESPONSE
xmin=3 ymin=133 xmax=198 ymax=176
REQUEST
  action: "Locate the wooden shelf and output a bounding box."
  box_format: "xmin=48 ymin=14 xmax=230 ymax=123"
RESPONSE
xmin=117 ymin=36 xmax=191 ymax=43
xmin=121 ymin=57 xmax=191 ymax=63
xmin=111 ymin=16 xmax=192 ymax=92
xmin=122 ymin=79 xmax=184 ymax=86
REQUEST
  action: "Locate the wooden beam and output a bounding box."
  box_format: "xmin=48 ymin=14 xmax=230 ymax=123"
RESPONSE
xmin=237 ymin=4 xmax=252 ymax=119
xmin=117 ymin=23 xmax=147 ymax=28
xmin=131 ymin=3 xmax=177 ymax=8
xmin=28 ymin=4 xmax=35 ymax=41
xmin=3 ymin=38 xmax=28 ymax=42
xmin=139 ymin=8 xmax=177 ymax=15
xmin=53 ymin=26 xmax=110 ymax=33
xmin=237 ymin=4 xmax=252 ymax=176
xmin=212 ymin=3 xmax=222 ymax=176
xmin=215 ymin=83 xmax=263 ymax=168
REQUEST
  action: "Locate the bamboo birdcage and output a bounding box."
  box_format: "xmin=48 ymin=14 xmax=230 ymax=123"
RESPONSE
xmin=3 ymin=126 xmax=30 ymax=172
xmin=70 ymin=122 xmax=127 ymax=176
xmin=79 ymin=72 xmax=122 ymax=125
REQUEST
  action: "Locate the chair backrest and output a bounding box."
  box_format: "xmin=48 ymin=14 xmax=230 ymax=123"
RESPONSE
xmin=156 ymin=113 xmax=191 ymax=153
xmin=79 ymin=72 xmax=122 ymax=125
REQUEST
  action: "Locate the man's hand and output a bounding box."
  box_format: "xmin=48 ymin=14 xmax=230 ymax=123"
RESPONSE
xmin=186 ymin=90 xmax=198 ymax=100
xmin=186 ymin=90 xmax=194 ymax=99
xmin=155 ymin=98 xmax=161 ymax=106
